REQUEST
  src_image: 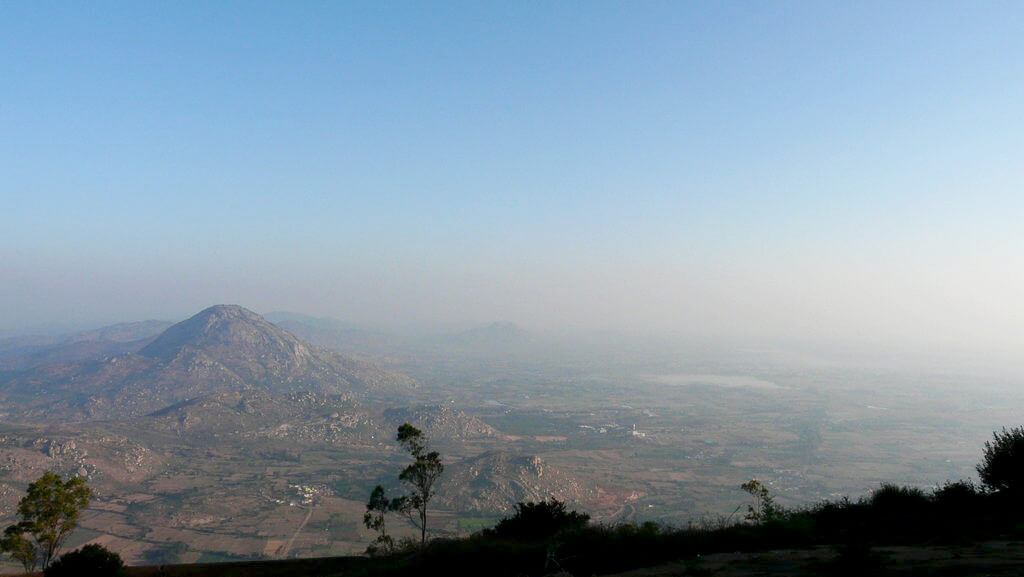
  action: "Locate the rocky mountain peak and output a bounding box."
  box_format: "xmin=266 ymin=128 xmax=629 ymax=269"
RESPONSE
xmin=0 ymin=304 xmax=417 ymax=422
xmin=139 ymin=304 xmax=310 ymax=365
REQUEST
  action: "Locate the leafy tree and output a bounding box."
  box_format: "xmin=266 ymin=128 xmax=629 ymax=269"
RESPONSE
xmin=1 ymin=472 xmax=92 ymax=569
xmin=363 ymin=485 xmax=400 ymax=555
xmin=394 ymin=423 xmax=444 ymax=547
xmin=977 ymin=426 xmax=1024 ymax=493
xmin=491 ymin=499 xmax=589 ymax=540
xmin=741 ymin=479 xmax=783 ymax=523
xmin=45 ymin=544 xmax=124 ymax=577
xmin=1 ymin=525 xmax=36 ymax=572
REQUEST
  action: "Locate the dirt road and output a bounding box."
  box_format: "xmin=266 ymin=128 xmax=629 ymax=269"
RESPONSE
xmin=277 ymin=506 xmax=314 ymax=559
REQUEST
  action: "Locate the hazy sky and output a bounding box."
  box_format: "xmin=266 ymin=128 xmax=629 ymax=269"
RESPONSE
xmin=3 ymin=2 xmax=1023 ymax=358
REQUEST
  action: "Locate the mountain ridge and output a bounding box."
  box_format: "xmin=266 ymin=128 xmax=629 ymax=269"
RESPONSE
xmin=0 ymin=305 xmax=416 ymax=422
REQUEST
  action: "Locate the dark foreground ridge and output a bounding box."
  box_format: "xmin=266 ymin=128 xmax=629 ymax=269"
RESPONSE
xmin=125 ymin=556 xmax=366 ymax=577
xmin=24 ymin=540 xmax=1024 ymax=577
xmin=13 ymin=486 xmax=1024 ymax=577
xmin=9 ymin=425 xmax=1024 ymax=576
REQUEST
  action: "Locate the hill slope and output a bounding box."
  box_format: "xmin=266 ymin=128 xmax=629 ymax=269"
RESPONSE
xmin=0 ymin=320 xmax=172 ymax=371
xmin=438 ymin=451 xmax=599 ymax=514
xmin=0 ymin=305 xmax=416 ymax=422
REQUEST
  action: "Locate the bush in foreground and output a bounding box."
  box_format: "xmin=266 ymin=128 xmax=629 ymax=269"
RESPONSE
xmin=350 ymin=426 xmax=1024 ymax=576
xmin=45 ymin=544 xmax=125 ymax=577
xmin=488 ymin=499 xmax=590 ymax=541
xmin=978 ymin=426 xmax=1024 ymax=493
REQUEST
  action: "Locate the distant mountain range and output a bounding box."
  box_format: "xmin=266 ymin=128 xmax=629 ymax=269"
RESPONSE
xmin=265 ymin=313 xmax=535 ymax=353
xmin=0 ymin=305 xmax=416 ymax=422
xmin=0 ymin=305 xmax=643 ymax=561
xmin=263 ymin=311 xmax=401 ymax=356
xmin=0 ymin=320 xmax=173 ymax=371
xmin=449 ymin=321 xmax=528 ymax=344
xmin=134 ymin=391 xmax=496 ymax=448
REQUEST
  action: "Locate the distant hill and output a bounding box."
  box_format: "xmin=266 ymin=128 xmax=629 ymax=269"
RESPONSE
xmin=262 ymin=314 xmax=545 ymax=361
xmin=263 ymin=311 xmax=367 ymax=332
xmin=66 ymin=320 xmax=174 ymax=343
xmin=139 ymin=389 xmax=381 ymax=444
xmin=135 ymin=394 xmax=501 ymax=448
xmin=438 ymin=451 xmax=598 ymax=514
xmin=381 ymin=404 xmax=500 ymax=442
xmin=411 ymin=321 xmax=542 ymax=359
xmin=264 ymin=311 xmax=400 ymax=356
xmin=0 ymin=320 xmax=172 ymax=371
xmin=449 ymin=322 xmax=530 ymax=346
xmin=0 ymin=305 xmax=416 ymax=422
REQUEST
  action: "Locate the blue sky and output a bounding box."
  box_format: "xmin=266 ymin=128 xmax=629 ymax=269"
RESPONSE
xmin=3 ymin=2 xmax=1023 ymax=360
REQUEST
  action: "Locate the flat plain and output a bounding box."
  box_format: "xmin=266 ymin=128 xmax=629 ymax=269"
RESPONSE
xmin=1 ymin=315 xmax=1020 ymax=569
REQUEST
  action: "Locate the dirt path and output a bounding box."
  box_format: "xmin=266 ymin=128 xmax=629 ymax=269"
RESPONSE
xmin=277 ymin=506 xmax=314 ymax=559
xmin=595 ymin=501 xmax=637 ymax=524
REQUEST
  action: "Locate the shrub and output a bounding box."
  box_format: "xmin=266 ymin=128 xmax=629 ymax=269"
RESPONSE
xmin=490 ymin=499 xmax=589 ymax=541
xmin=141 ymin=542 xmax=188 ymax=565
xmin=932 ymin=480 xmax=979 ymax=509
xmin=741 ymin=479 xmax=785 ymax=523
xmin=869 ymin=483 xmax=929 ymax=510
xmin=978 ymin=426 xmax=1024 ymax=493
xmin=45 ymin=544 xmax=125 ymax=577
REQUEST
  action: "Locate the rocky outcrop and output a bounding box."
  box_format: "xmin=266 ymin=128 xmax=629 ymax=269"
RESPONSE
xmin=381 ymin=405 xmax=500 ymax=442
xmin=140 ymin=390 xmax=383 ymax=445
xmin=437 ymin=451 xmax=598 ymax=514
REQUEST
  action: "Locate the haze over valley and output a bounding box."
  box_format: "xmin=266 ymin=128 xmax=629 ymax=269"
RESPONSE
xmin=0 ymin=304 xmax=1020 ymax=565
xmin=3 ymin=2 xmax=1024 ymax=573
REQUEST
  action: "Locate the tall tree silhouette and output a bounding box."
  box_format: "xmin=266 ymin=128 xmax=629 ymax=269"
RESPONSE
xmin=394 ymin=423 xmax=444 ymax=547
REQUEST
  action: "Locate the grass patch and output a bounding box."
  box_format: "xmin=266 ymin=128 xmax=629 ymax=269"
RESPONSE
xmin=456 ymin=516 xmax=501 ymax=532
xmin=63 ymin=527 xmax=105 ymax=548
xmin=197 ymin=551 xmax=255 ymax=563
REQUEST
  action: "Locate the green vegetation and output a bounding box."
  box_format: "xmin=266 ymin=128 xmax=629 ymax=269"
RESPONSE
xmin=45 ymin=543 xmax=125 ymax=577
xmin=363 ymin=485 xmax=399 ymax=555
xmin=1 ymin=472 xmax=92 ymax=570
xmin=333 ymin=425 xmax=1024 ymax=576
xmin=1 ymin=526 xmax=35 ymax=573
xmin=977 ymin=425 xmax=1024 ymax=492
xmin=60 ymin=527 xmax=104 ymax=550
xmin=455 ymin=516 xmax=500 ymax=533
xmin=340 ymin=482 xmax=1019 ymax=577
xmin=195 ymin=551 xmax=256 ymax=563
xmin=741 ymin=479 xmax=784 ymax=523
xmin=486 ymin=499 xmax=589 ymax=541
xmin=363 ymin=424 xmax=445 ymax=553
xmin=6 ymin=425 xmax=1024 ymax=576
xmin=141 ymin=542 xmax=188 ymax=566
xmin=394 ymin=423 xmax=444 ymax=548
